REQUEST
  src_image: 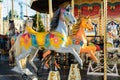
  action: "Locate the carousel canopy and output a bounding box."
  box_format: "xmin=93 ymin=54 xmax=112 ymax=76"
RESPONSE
xmin=30 ymin=0 xmax=71 ymax=13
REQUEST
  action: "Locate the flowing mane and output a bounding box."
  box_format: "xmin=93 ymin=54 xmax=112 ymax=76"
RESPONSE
xmin=50 ymin=8 xmax=60 ymax=31
xmin=71 ymin=16 xmax=92 ymax=35
xmin=72 ymin=20 xmax=81 ymax=35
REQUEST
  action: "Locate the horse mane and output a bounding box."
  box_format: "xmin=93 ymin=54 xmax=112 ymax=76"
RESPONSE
xmin=71 ymin=16 xmax=90 ymax=35
xmin=71 ymin=20 xmax=81 ymax=35
xmin=50 ymin=8 xmax=60 ymax=31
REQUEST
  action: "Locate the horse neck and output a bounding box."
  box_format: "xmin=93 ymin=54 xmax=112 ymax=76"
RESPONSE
xmin=74 ymin=25 xmax=87 ymax=44
xmin=76 ymin=26 xmax=85 ymax=38
xmin=9 ymin=28 xmax=15 ymax=37
xmin=55 ymin=19 xmax=68 ymax=37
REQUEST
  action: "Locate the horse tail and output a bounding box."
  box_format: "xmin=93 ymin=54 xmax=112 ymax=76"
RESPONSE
xmin=9 ymin=41 xmax=16 ymax=65
xmin=9 ymin=44 xmax=14 ymax=60
xmin=9 ymin=34 xmax=22 ymax=58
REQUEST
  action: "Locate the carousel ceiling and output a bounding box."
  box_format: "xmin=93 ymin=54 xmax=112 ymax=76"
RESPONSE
xmin=30 ymin=0 xmax=120 ymax=18
xmin=74 ymin=0 xmax=120 ymax=18
xmin=30 ymin=0 xmax=71 ymax=13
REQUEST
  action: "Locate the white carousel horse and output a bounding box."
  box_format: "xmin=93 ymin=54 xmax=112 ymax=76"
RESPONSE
xmin=107 ymin=21 xmax=120 ymax=64
xmin=9 ymin=18 xmax=38 ymax=74
xmin=9 ymin=5 xmax=83 ymax=75
xmin=107 ymin=21 xmax=119 ymax=53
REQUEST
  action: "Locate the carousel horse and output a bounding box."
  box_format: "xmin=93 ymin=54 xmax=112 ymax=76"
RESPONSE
xmin=107 ymin=21 xmax=120 ymax=60
xmin=8 ymin=20 xmax=16 ymax=66
xmin=9 ymin=5 xmax=83 ymax=75
xmin=42 ymin=16 xmax=99 ymax=69
xmin=71 ymin=17 xmax=99 ymax=63
xmin=107 ymin=21 xmax=119 ymax=48
xmin=9 ymin=18 xmax=34 ymax=66
xmin=9 ymin=20 xmax=15 ymax=38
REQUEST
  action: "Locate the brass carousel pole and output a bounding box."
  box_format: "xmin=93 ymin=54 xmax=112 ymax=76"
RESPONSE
xmin=26 ymin=0 xmax=28 ymax=16
xmin=71 ymin=0 xmax=74 ymax=15
xmin=103 ymin=0 xmax=107 ymax=80
xmin=11 ymin=0 xmax=14 ymax=20
xmin=48 ymin=0 xmax=53 ymax=19
xmin=36 ymin=11 xmax=39 ymax=31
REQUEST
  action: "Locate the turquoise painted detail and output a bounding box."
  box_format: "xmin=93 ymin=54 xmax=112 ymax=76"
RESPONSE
xmin=75 ymin=3 xmax=101 ymax=9
xmin=75 ymin=2 xmax=120 ymax=9
xmin=44 ymin=34 xmax=50 ymax=47
xmin=108 ymin=2 xmax=120 ymax=6
xmin=30 ymin=34 xmax=38 ymax=48
xmin=80 ymin=40 xmax=83 ymax=46
xmin=62 ymin=38 xmax=64 ymax=41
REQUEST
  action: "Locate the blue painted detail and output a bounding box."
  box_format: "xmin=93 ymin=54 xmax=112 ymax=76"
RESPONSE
xmin=44 ymin=34 xmax=50 ymax=47
xmin=30 ymin=34 xmax=38 ymax=47
xmin=80 ymin=40 xmax=83 ymax=46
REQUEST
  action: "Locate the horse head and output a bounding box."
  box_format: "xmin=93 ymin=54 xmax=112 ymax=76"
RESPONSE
xmin=50 ymin=5 xmax=76 ymax=33
xmin=25 ymin=19 xmax=33 ymax=27
xmin=61 ymin=5 xmax=76 ymax=25
xmin=80 ymin=16 xmax=94 ymax=31
xmin=107 ymin=21 xmax=119 ymax=39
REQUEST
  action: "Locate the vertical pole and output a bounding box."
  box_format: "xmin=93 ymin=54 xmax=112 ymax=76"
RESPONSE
xmin=48 ymin=0 xmax=53 ymax=19
xmin=48 ymin=0 xmax=53 ymax=31
xmin=26 ymin=0 xmax=28 ymax=16
xmin=36 ymin=11 xmax=39 ymax=31
xmin=100 ymin=1 xmax=103 ymax=36
xmin=11 ymin=0 xmax=14 ymax=20
xmin=69 ymin=0 xmax=74 ymax=36
xmin=7 ymin=0 xmax=9 ymax=22
xmin=71 ymin=0 xmax=74 ymax=15
xmin=103 ymin=0 xmax=107 ymax=80
xmin=0 ymin=1 xmax=3 ymax=34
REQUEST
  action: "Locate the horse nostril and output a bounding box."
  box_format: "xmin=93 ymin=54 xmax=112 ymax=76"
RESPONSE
xmin=73 ymin=20 xmax=75 ymax=22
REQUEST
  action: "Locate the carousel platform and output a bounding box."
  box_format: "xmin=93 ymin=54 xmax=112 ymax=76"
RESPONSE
xmin=0 ymin=60 xmax=120 ymax=80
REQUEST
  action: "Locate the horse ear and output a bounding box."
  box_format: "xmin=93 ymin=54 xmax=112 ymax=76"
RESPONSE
xmin=86 ymin=16 xmax=90 ymax=19
xmin=78 ymin=11 xmax=84 ymax=20
xmin=9 ymin=20 xmax=14 ymax=23
xmin=65 ymin=4 xmax=72 ymax=11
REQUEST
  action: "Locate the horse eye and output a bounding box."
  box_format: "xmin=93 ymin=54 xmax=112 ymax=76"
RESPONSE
xmin=67 ymin=13 xmax=69 ymax=15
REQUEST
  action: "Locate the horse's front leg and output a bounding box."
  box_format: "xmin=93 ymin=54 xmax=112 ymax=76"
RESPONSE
xmin=55 ymin=47 xmax=83 ymax=68
xmin=70 ymin=44 xmax=81 ymax=54
xmin=15 ymin=47 xmax=32 ymax=75
xmin=28 ymin=47 xmax=38 ymax=72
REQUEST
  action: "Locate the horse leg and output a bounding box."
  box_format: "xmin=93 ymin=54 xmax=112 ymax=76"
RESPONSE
xmin=54 ymin=61 xmax=60 ymax=69
xmin=15 ymin=47 xmax=33 ymax=75
xmin=53 ymin=47 xmax=83 ymax=68
xmin=28 ymin=47 xmax=38 ymax=72
xmin=15 ymin=56 xmax=26 ymax=74
xmin=9 ymin=44 xmax=15 ymax=66
xmin=81 ymin=47 xmax=99 ymax=63
xmin=89 ymin=51 xmax=99 ymax=63
xmin=43 ymin=50 xmax=51 ymax=69
xmin=70 ymin=45 xmax=81 ymax=54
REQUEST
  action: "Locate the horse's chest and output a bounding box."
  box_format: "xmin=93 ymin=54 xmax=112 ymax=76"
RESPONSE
xmin=20 ymin=33 xmax=32 ymax=50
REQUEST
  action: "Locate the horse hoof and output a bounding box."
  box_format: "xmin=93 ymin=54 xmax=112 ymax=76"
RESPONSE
xmin=23 ymin=68 xmax=33 ymax=75
xmin=22 ymin=74 xmax=28 ymax=80
xmin=78 ymin=64 xmax=83 ymax=69
xmin=81 ymin=66 xmax=83 ymax=69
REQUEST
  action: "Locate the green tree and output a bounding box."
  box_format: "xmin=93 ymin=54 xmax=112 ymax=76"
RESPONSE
xmin=33 ymin=14 xmax=45 ymax=32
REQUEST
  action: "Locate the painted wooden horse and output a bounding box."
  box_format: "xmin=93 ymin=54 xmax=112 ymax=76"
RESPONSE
xmin=72 ymin=17 xmax=99 ymax=63
xmin=9 ymin=5 xmax=83 ymax=75
xmin=42 ymin=16 xmax=99 ymax=69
